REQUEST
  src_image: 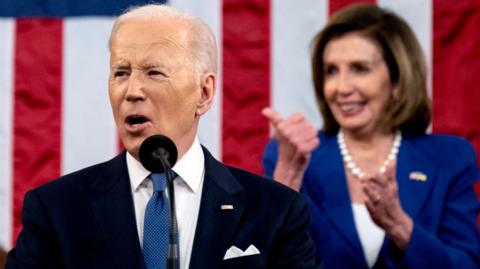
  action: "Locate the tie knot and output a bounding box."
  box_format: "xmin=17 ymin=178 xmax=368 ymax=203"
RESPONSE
xmin=150 ymin=173 xmax=167 ymax=192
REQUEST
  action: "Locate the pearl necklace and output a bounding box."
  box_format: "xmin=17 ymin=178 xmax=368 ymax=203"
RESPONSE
xmin=337 ymin=130 xmax=402 ymax=179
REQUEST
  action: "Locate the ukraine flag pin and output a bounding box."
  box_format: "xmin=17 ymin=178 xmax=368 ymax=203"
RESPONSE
xmin=409 ymin=171 xmax=427 ymax=182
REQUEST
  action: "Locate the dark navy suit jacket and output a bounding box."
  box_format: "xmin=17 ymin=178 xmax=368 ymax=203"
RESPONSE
xmin=264 ymin=132 xmax=480 ymax=269
xmin=7 ymin=147 xmax=320 ymax=269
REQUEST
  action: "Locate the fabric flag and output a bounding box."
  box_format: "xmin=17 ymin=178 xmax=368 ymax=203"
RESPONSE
xmin=1 ymin=0 xmax=479 ymax=250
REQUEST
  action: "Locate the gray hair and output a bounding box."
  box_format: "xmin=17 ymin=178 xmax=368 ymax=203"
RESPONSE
xmin=110 ymin=4 xmax=218 ymax=74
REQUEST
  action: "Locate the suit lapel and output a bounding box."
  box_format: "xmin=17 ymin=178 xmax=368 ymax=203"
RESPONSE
xmin=395 ymin=136 xmax=436 ymax=219
xmin=87 ymin=153 xmax=145 ymax=269
xmin=375 ymin=136 xmax=437 ymax=266
xmin=307 ymin=135 xmax=364 ymax=256
xmin=189 ymin=147 xmax=247 ymax=269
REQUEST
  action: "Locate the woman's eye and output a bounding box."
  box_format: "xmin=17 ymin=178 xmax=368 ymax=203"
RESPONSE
xmin=352 ymin=63 xmax=370 ymax=73
xmin=324 ymin=65 xmax=338 ymax=77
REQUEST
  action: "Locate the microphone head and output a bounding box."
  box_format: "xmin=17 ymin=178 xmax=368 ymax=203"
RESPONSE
xmin=139 ymin=135 xmax=178 ymax=173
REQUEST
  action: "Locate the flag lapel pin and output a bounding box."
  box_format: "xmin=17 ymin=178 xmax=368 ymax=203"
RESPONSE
xmin=409 ymin=171 xmax=427 ymax=182
xmin=221 ymin=204 xmax=234 ymax=210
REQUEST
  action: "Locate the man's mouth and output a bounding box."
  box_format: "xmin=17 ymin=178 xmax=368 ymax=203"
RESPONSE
xmin=126 ymin=115 xmax=148 ymax=126
xmin=124 ymin=115 xmax=151 ymax=133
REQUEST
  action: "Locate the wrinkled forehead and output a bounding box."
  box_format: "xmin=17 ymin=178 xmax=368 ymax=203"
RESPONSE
xmin=110 ymin=18 xmax=192 ymax=52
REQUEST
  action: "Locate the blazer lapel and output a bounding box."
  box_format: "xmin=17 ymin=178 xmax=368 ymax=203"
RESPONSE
xmin=395 ymin=136 xmax=436 ymax=219
xmin=189 ymin=147 xmax=247 ymax=269
xmin=376 ymin=136 xmax=436 ymax=266
xmin=307 ymin=135 xmax=364 ymax=257
xmin=87 ymin=153 xmax=145 ymax=269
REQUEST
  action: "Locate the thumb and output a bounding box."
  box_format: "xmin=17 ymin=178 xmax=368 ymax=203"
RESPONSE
xmin=262 ymin=107 xmax=283 ymax=125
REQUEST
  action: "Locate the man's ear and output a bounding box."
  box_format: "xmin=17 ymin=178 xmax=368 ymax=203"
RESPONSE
xmin=196 ymin=72 xmax=216 ymax=116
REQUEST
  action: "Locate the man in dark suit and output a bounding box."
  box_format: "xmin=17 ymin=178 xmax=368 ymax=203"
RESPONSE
xmin=6 ymin=4 xmax=320 ymax=269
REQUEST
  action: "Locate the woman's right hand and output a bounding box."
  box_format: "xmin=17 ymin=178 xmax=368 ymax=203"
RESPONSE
xmin=363 ymin=163 xmax=413 ymax=252
xmin=262 ymin=107 xmax=320 ymax=191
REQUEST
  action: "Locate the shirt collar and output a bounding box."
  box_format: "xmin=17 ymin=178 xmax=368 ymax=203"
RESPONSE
xmin=127 ymin=136 xmax=205 ymax=193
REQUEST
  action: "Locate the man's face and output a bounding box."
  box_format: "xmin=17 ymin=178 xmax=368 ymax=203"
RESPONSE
xmin=109 ymin=19 xmax=208 ymax=159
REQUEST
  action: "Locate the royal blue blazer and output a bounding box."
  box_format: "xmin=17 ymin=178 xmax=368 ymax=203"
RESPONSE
xmin=264 ymin=132 xmax=480 ymax=269
xmin=7 ymin=147 xmax=320 ymax=269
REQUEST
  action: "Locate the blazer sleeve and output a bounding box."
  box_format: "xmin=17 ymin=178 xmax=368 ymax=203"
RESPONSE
xmin=263 ymin=139 xmax=279 ymax=178
xmin=6 ymin=190 xmax=62 ymax=269
xmin=271 ymin=192 xmax=322 ymax=269
xmin=384 ymin=138 xmax=480 ymax=269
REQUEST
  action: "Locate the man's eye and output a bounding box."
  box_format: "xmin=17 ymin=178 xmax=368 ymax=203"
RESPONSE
xmin=147 ymin=70 xmax=165 ymax=77
xmin=114 ymin=71 xmax=129 ymax=78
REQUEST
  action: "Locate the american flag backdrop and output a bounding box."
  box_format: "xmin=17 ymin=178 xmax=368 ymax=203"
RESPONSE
xmin=1 ymin=0 xmax=479 ymax=250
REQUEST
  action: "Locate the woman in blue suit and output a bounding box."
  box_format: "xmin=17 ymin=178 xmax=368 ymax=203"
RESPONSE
xmin=263 ymin=4 xmax=480 ymax=269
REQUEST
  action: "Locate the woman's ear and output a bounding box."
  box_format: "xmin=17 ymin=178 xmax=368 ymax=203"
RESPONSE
xmin=196 ymin=72 xmax=216 ymax=116
xmin=392 ymin=84 xmax=400 ymax=100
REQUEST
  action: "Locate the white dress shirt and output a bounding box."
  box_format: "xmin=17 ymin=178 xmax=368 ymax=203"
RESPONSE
xmin=127 ymin=136 xmax=205 ymax=269
xmin=352 ymin=203 xmax=385 ymax=268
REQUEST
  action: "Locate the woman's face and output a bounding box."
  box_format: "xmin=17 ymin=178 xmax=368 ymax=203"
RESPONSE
xmin=323 ymin=32 xmax=396 ymax=135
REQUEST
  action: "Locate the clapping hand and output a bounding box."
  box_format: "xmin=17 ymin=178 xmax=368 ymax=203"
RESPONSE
xmin=362 ymin=163 xmax=413 ymax=251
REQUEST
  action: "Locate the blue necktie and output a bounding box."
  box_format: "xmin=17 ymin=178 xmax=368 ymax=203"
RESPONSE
xmin=143 ymin=173 xmax=170 ymax=269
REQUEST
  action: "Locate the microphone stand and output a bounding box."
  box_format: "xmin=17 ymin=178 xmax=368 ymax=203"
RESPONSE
xmin=159 ymin=160 xmax=180 ymax=269
xmin=140 ymin=135 xmax=180 ymax=269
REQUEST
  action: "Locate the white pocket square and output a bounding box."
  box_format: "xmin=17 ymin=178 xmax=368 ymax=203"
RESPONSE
xmin=223 ymin=244 xmax=260 ymax=260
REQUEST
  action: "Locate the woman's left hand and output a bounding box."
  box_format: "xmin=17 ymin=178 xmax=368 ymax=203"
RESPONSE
xmin=362 ymin=163 xmax=413 ymax=252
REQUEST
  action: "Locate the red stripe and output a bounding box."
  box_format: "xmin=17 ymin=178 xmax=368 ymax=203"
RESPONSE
xmin=13 ymin=19 xmax=63 ymax=243
xmin=432 ymin=1 xmax=480 ymax=165
xmin=329 ymin=0 xmax=376 ymax=14
xmin=222 ymin=0 xmax=271 ymax=174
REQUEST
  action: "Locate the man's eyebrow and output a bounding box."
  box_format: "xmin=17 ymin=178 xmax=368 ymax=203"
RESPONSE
xmin=140 ymin=59 xmax=165 ymax=68
xmin=111 ymin=62 xmax=130 ymax=69
xmin=142 ymin=63 xmax=159 ymax=69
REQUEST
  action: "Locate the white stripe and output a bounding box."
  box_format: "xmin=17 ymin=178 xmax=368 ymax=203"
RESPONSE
xmin=0 ymin=19 xmax=14 ymax=250
xmin=62 ymin=18 xmax=118 ymax=175
xmin=378 ymin=0 xmax=432 ymax=96
xmin=169 ymin=0 xmax=222 ymax=159
xmin=271 ymin=0 xmax=328 ymax=129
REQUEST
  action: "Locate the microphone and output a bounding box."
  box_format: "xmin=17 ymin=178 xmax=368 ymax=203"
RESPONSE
xmin=139 ymin=134 xmax=178 ymax=173
xmin=139 ymin=135 xmax=179 ymax=269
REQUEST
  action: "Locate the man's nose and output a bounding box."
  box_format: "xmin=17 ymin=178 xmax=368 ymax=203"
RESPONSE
xmin=125 ymin=72 xmax=146 ymax=102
